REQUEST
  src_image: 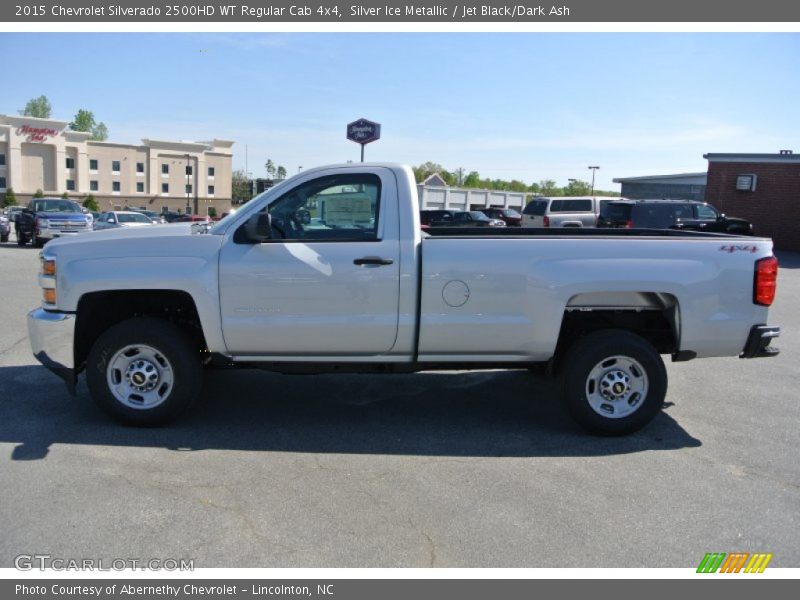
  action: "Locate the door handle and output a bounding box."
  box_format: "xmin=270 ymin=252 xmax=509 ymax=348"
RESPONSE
xmin=353 ymin=256 xmax=394 ymax=266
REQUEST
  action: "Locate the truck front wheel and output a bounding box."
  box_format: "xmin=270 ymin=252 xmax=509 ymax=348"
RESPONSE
xmin=86 ymin=317 xmax=203 ymax=426
xmin=559 ymin=330 xmax=667 ymax=436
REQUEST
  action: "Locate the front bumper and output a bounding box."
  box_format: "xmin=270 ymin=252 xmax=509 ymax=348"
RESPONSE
xmin=37 ymin=229 xmax=87 ymax=241
xmin=740 ymin=325 xmax=781 ymax=359
xmin=27 ymin=308 xmax=77 ymax=393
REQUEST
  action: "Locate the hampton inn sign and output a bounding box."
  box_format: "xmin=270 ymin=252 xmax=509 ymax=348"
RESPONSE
xmin=17 ymin=124 xmax=62 ymax=143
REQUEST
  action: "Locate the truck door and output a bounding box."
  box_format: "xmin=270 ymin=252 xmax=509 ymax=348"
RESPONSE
xmin=218 ymin=168 xmax=401 ymax=356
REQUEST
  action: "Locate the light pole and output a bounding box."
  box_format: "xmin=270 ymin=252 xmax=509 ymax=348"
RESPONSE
xmin=588 ymin=166 xmax=600 ymax=196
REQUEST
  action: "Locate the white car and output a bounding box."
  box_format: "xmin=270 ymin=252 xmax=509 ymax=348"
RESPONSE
xmin=27 ymin=163 xmax=780 ymax=435
xmin=93 ymin=211 xmax=157 ymax=231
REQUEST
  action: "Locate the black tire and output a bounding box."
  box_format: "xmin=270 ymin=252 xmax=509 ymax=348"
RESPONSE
xmin=33 ymin=234 xmax=44 ymax=248
xmin=0 ymin=233 xmax=7 ymax=243
xmin=86 ymin=317 xmax=203 ymax=426
xmin=559 ymin=329 xmax=667 ymax=436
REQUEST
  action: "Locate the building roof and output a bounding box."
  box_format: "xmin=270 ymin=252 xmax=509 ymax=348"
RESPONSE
xmin=704 ymin=152 xmax=800 ymax=163
xmin=613 ymin=172 xmax=707 ymax=184
xmin=421 ymin=173 xmax=448 ymax=187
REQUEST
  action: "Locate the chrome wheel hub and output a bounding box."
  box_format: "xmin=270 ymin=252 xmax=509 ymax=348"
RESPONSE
xmin=585 ymin=356 xmax=649 ymax=419
xmin=107 ymin=344 xmax=174 ymax=410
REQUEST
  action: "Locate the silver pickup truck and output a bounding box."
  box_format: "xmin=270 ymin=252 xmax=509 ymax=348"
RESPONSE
xmin=27 ymin=163 xmax=780 ymax=435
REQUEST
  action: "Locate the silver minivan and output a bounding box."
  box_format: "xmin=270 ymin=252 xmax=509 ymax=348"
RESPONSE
xmin=522 ymin=196 xmax=622 ymax=228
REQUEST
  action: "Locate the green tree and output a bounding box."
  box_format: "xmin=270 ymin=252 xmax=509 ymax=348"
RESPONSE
xmin=463 ymin=171 xmax=481 ymax=188
xmin=231 ymin=169 xmax=252 ymax=203
xmin=563 ymin=179 xmax=592 ymax=196
xmin=538 ymin=180 xmax=560 ymax=196
xmin=82 ymin=195 xmax=99 ymax=211
xmin=208 ymin=206 xmax=217 ymax=218
xmin=2 ymin=188 xmax=18 ymax=207
xmin=61 ymin=192 xmax=69 ymax=199
xmin=265 ymin=159 xmax=276 ymax=179
xmin=33 ymin=189 xmax=44 ymax=198
xmin=276 ymin=165 xmax=287 ymax=180
xmin=21 ymin=95 xmax=52 ymax=118
xmin=69 ymin=109 xmax=109 ymax=141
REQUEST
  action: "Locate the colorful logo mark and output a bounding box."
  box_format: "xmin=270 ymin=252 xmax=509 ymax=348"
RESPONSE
xmin=697 ymin=552 xmax=773 ymax=573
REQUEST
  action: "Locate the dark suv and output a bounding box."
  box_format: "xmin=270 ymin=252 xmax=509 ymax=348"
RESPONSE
xmin=597 ymin=199 xmax=753 ymax=234
xmin=420 ymin=209 xmax=457 ymax=226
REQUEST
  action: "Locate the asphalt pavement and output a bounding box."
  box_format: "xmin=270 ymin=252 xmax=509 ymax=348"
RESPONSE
xmin=0 ymin=233 xmax=798 ymax=568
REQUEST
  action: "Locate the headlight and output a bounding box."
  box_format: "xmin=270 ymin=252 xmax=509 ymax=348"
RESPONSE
xmin=36 ymin=218 xmax=49 ymax=229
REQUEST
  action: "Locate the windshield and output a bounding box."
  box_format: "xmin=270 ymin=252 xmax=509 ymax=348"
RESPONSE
xmin=210 ymin=178 xmax=292 ymax=234
xmin=502 ymin=209 xmax=521 ymax=218
xmin=117 ymin=213 xmax=152 ymax=224
xmin=468 ymin=211 xmax=490 ymax=221
xmin=32 ymin=199 xmax=82 ymax=213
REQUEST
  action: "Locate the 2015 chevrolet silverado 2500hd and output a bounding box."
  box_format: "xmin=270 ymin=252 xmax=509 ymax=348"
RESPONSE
xmin=27 ymin=164 xmax=781 ymax=435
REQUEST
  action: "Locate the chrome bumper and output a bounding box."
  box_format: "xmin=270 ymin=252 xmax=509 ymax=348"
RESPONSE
xmin=27 ymin=308 xmax=77 ymax=394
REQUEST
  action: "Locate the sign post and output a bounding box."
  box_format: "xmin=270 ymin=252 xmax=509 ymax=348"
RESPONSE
xmin=346 ymin=118 xmax=381 ymax=162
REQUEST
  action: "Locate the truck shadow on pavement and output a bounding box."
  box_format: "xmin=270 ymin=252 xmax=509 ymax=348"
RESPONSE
xmin=0 ymin=365 xmax=701 ymax=461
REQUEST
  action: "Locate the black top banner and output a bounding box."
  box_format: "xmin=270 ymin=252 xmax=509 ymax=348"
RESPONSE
xmin=4 ymin=0 xmax=800 ymax=22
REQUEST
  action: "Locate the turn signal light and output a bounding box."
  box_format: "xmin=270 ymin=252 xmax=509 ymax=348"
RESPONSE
xmin=43 ymin=288 xmax=56 ymax=305
xmin=41 ymin=258 xmax=56 ymax=276
xmin=543 ymin=216 xmax=550 ymax=227
xmin=754 ymin=256 xmax=778 ymax=306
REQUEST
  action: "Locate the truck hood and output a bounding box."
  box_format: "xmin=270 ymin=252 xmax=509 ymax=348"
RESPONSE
xmin=42 ymin=223 xmax=222 ymax=261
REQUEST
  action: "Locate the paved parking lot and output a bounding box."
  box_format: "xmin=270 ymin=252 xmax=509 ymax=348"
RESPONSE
xmin=0 ymin=232 xmax=798 ymax=568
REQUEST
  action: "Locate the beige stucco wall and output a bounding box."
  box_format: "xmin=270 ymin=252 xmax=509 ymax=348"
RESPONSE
xmin=1 ymin=115 xmax=233 ymax=214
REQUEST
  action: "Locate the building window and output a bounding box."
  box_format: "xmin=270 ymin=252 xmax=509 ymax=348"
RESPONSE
xmin=161 ymin=164 xmax=169 ymax=176
xmin=65 ymin=157 xmax=75 ymax=169
xmin=0 ymin=154 xmax=6 ymax=167
xmin=89 ymin=159 xmax=98 ymax=171
xmin=136 ymin=162 xmax=145 ymax=174
xmin=736 ymin=174 xmax=757 ymax=192
xmin=112 ymin=160 xmax=121 ymax=173
xmin=185 ymin=165 xmax=193 ymax=176
xmin=0 ymin=177 xmax=6 ymax=189
xmin=208 ymin=166 xmax=215 ymax=177
xmin=90 ymin=181 xmax=99 ymax=191
xmin=185 ymin=184 xmax=193 ymax=194
xmin=112 ymin=181 xmax=121 ymax=193
xmin=162 ymin=183 xmax=169 ymax=194
xmin=66 ymin=179 xmax=75 ymax=191
xmin=208 ymin=185 xmax=215 ymax=196
xmin=136 ymin=182 xmax=144 ymax=193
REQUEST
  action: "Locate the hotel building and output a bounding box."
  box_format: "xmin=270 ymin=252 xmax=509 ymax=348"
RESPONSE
xmin=0 ymin=115 xmax=234 ymax=215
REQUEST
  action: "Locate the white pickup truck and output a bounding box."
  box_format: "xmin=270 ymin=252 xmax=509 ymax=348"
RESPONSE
xmin=27 ymin=163 xmax=781 ymax=435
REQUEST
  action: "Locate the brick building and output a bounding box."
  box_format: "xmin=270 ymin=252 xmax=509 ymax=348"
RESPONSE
xmin=704 ymin=152 xmax=800 ymax=252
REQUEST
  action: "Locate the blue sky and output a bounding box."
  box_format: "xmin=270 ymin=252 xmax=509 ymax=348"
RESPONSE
xmin=1 ymin=33 xmax=798 ymax=190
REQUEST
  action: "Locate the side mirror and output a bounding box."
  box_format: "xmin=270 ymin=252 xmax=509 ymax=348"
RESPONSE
xmin=718 ymin=213 xmax=726 ymax=220
xmin=243 ymin=212 xmax=272 ymax=243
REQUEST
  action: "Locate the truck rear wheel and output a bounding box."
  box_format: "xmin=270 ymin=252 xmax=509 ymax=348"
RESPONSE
xmin=559 ymin=330 xmax=667 ymax=436
xmin=86 ymin=317 xmax=203 ymax=426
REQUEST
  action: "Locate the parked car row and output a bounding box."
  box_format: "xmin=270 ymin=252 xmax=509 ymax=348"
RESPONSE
xmin=3 ymin=197 xmax=230 ymax=247
xmin=596 ymin=199 xmax=753 ymax=234
xmin=420 ymin=208 xmax=523 ymax=228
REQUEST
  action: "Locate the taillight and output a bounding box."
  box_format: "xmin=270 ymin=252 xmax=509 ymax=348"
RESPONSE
xmin=626 ymin=220 xmax=633 ymax=228
xmin=754 ymin=256 xmax=778 ymax=306
xmin=543 ymin=216 xmax=550 ymax=227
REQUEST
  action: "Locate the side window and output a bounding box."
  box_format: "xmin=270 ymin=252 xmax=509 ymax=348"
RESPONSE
xmin=696 ymin=204 xmax=718 ymax=220
xmin=265 ymin=173 xmax=381 ymax=241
